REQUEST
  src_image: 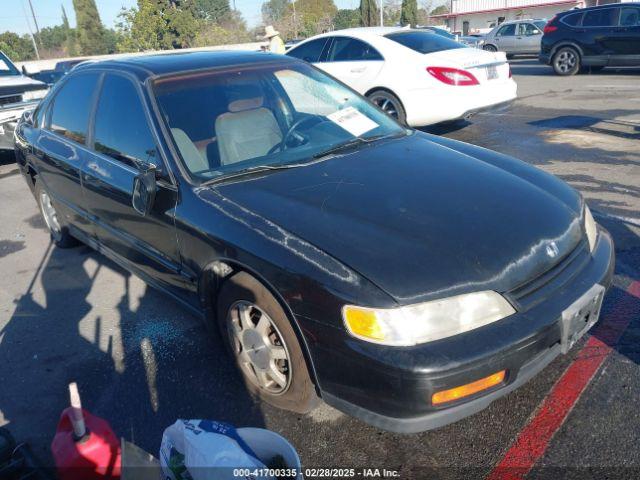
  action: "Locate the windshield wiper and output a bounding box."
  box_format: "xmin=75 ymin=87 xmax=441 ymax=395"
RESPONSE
xmin=201 ymin=164 xmax=298 ymax=186
xmin=312 ymin=131 xmax=407 ymax=160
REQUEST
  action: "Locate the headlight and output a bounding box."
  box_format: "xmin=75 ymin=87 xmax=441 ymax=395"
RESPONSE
xmin=22 ymin=89 xmax=48 ymax=101
xmin=342 ymin=291 xmax=515 ymax=346
xmin=584 ymin=204 xmax=597 ymax=252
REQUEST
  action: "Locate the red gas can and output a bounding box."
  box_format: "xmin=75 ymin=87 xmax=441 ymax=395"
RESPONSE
xmin=51 ymin=407 xmax=122 ymax=480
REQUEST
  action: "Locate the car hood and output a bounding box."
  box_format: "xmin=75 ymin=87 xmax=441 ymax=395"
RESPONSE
xmin=212 ymin=133 xmax=583 ymax=305
xmin=0 ymin=74 xmax=47 ymax=97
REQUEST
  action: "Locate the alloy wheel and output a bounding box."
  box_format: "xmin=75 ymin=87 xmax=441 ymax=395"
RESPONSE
xmin=370 ymin=94 xmax=399 ymax=119
xmin=226 ymin=301 xmax=292 ymax=394
xmin=555 ymin=50 xmax=576 ymax=74
xmin=39 ymin=190 xmax=62 ymax=240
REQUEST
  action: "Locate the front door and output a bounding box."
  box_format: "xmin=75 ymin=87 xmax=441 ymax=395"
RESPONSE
xmin=609 ymin=6 xmax=640 ymax=65
xmin=493 ymin=23 xmax=517 ymax=53
xmin=81 ymin=72 xmax=187 ymax=295
xmin=318 ymin=36 xmax=385 ymax=94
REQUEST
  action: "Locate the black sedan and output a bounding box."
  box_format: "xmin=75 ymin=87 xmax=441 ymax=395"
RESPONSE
xmin=14 ymin=51 xmax=614 ymax=433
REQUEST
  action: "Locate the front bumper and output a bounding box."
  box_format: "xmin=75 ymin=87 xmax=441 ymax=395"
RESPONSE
xmin=306 ymin=229 xmax=614 ymax=433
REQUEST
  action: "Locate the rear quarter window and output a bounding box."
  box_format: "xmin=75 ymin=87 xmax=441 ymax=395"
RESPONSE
xmin=385 ymin=31 xmax=465 ymax=54
xmin=561 ymin=12 xmax=583 ymax=27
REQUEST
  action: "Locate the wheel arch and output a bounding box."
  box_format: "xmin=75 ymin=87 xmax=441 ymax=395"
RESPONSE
xmin=198 ymin=258 xmax=321 ymax=393
xmin=550 ymin=42 xmax=584 ymax=60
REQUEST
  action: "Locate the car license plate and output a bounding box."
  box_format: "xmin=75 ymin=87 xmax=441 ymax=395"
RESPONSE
xmin=560 ymin=284 xmax=605 ymax=354
xmin=486 ymin=65 xmax=499 ymax=80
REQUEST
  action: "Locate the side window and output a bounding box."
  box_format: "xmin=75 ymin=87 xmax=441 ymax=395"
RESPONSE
xmin=49 ymin=73 xmax=99 ymax=144
xmin=93 ymin=74 xmax=157 ymax=167
xmin=562 ymin=13 xmax=583 ymax=27
xmin=620 ymin=7 xmax=640 ymax=26
xmin=583 ymin=8 xmax=618 ymax=27
xmin=518 ymin=23 xmax=539 ymax=35
xmin=327 ymin=37 xmax=383 ymax=62
xmin=287 ymin=38 xmax=328 ymax=63
xmin=497 ymin=24 xmax=516 ymax=36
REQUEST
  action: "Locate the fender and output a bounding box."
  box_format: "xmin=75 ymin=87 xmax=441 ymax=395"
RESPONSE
xmin=198 ymin=257 xmax=322 ymax=394
xmin=550 ymin=41 xmax=585 ymax=59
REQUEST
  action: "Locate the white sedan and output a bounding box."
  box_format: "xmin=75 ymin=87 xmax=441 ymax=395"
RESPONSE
xmin=286 ymin=27 xmax=517 ymax=127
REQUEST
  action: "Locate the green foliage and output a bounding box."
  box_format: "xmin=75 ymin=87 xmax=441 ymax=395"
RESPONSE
xmin=333 ymin=9 xmax=361 ymax=30
xmin=262 ymin=0 xmax=289 ymax=23
xmin=430 ymin=4 xmax=448 ymax=15
xmin=194 ymin=11 xmax=251 ymax=46
xmin=62 ymin=5 xmax=78 ymax=56
xmin=359 ymin=0 xmax=379 ymax=27
xmin=73 ymin=0 xmax=107 ymax=55
xmin=400 ymin=0 xmax=418 ymax=27
xmin=0 ymin=32 xmax=35 ymax=61
xmin=194 ymin=0 xmax=231 ymax=22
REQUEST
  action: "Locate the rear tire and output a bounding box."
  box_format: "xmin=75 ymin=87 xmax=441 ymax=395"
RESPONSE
xmin=367 ymin=89 xmax=407 ymax=125
xmin=552 ymin=47 xmax=580 ymax=76
xmin=217 ymin=272 xmax=318 ymax=414
xmin=483 ymin=44 xmax=497 ymax=52
xmin=35 ymin=180 xmax=79 ymax=248
xmin=506 ymin=53 xmax=515 ymax=60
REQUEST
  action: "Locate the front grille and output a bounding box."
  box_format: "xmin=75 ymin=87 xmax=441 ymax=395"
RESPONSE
xmin=505 ymin=239 xmax=591 ymax=312
xmin=0 ymin=95 xmax=22 ymax=107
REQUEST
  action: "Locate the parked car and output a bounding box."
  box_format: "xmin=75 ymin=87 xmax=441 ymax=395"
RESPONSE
xmin=482 ymin=19 xmax=547 ymax=57
xmin=540 ymin=3 xmax=640 ymax=76
xmin=25 ymin=58 xmax=88 ymax=86
xmin=15 ymin=51 xmax=613 ymax=433
xmin=0 ymin=51 xmax=48 ymax=150
xmin=286 ymin=27 xmax=517 ymax=126
xmin=418 ymin=26 xmax=483 ymax=48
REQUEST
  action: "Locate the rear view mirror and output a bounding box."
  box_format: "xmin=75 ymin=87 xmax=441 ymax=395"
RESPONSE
xmin=132 ymin=164 xmax=157 ymax=216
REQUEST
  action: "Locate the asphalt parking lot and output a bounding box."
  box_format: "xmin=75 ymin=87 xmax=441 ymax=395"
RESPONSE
xmin=0 ymin=58 xmax=639 ymax=478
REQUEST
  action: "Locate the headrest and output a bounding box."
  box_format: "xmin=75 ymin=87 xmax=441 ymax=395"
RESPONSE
xmin=227 ymin=83 xmax=264 ymax=112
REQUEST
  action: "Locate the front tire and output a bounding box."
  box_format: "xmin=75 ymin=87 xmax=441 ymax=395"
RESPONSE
xmin=552 ymin=47 xmax=580 ymax=76
xmin=483 ymin=44 xmax=497 ymax=52
xmin=217 ymin=272 xmax=318 ymax=414
xmin=367 ymin=89 xmax=407 ymax=125
xmin=35 ymin=180 xmax=79 ymax=248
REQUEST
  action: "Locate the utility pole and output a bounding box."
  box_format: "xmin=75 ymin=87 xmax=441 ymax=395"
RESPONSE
xmin=380 ymin=0 xmax=383 ymax=26
xmin=26 ymin=0 xmax=41 ymax=46
xmin=21 ymin=0 xmax=39 ymax=59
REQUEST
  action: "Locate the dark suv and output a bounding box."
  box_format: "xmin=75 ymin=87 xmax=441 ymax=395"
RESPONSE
xmin=540 ymin=3 xmax=640 ymax=75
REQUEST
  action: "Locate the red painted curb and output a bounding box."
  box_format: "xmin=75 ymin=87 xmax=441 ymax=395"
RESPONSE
xmin=487 ymin=281 xmax=640 ymax=480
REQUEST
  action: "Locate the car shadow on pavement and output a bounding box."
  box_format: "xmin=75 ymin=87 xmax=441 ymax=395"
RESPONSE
xmin=0 ymin=240 xmax=265 ymax=465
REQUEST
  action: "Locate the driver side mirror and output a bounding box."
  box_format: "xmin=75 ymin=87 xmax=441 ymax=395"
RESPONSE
xmin=132 ymin=163 xmax=157 ymax=216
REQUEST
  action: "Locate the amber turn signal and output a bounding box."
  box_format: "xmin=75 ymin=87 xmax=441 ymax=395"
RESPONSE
xmin=432 ymin=370 xmax=506 ymax=405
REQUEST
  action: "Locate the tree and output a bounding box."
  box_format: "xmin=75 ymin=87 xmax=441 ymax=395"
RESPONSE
xmin=400 ymin=0 xmax=418 ymax=26
xmin=0 ymin=32 xmax=36 ymax=61
xmin=62 ymin=5 xmax=78 ymax=56
xmin=430 ymin=4 xmax=448 ymax=15
xmin=194 ymin=0 xmax=231 ymax=22
xmin=73 ymin=0 xmax=107 ymax=55
xmin=262 ymin=0 xmax=289 ymax=24
xmin=333 ymin=9 xmax=360 ymax=29
xmin=359 ymin=0 xmax=379 ymax=27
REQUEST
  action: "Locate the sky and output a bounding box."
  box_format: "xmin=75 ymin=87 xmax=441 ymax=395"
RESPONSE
xmin=2 ymin=0 xmax=365 ymax=36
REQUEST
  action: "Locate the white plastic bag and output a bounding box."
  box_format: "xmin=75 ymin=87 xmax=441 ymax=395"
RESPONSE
xmin=159 ymin=420 xmax=267 ymax=480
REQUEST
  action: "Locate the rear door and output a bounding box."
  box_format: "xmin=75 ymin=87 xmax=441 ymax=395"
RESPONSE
xmin=609 ymin=6 xmax=640 ymax=65
xmin=581 ymin=7 xmax=620 ymax=61
xmin=318 ymin=36 xmax=385 ymax=94
xmin=515 ymin=22 xmax=542 ymax=54
xmin=492 ymin=24 xmax=516 ymax=53
xmin=36 ymin=72 xmax=100 ymax=236
xmin=81 ymin=72 xmax=186 ymax=294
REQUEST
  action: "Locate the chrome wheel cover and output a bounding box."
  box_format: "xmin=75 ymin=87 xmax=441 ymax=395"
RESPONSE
xmin=226 ymin=301 xmax=292 ymax=394
xmin=39 ymin=190 xmax=62 ymax=239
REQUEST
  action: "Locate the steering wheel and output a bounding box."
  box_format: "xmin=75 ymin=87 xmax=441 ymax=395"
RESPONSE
xmin=267 ymin=116 xmax=323 ymax=155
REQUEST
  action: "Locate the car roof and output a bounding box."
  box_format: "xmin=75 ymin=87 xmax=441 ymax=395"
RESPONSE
xmin=497 ymin=18 xmax=545 ymax=24
xmin=560 ymin=1 xmax=640 ymax=13
xmin=75 ymin=50 xmax=297 ymax=80
xmin=311 ymin=26 xmax=408 ymax=40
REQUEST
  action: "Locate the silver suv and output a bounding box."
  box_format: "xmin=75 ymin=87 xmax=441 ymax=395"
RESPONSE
xmin=482 ymin=19 xmax=547 ymax=57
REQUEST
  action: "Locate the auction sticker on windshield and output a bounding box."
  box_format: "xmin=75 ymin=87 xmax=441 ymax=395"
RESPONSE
xmin=327 ymin=107 xmax=378 ymax=137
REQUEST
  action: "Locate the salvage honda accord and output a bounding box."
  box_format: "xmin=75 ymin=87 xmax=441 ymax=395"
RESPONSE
xmin=14 ymin=51 xmax=613 ymax=433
